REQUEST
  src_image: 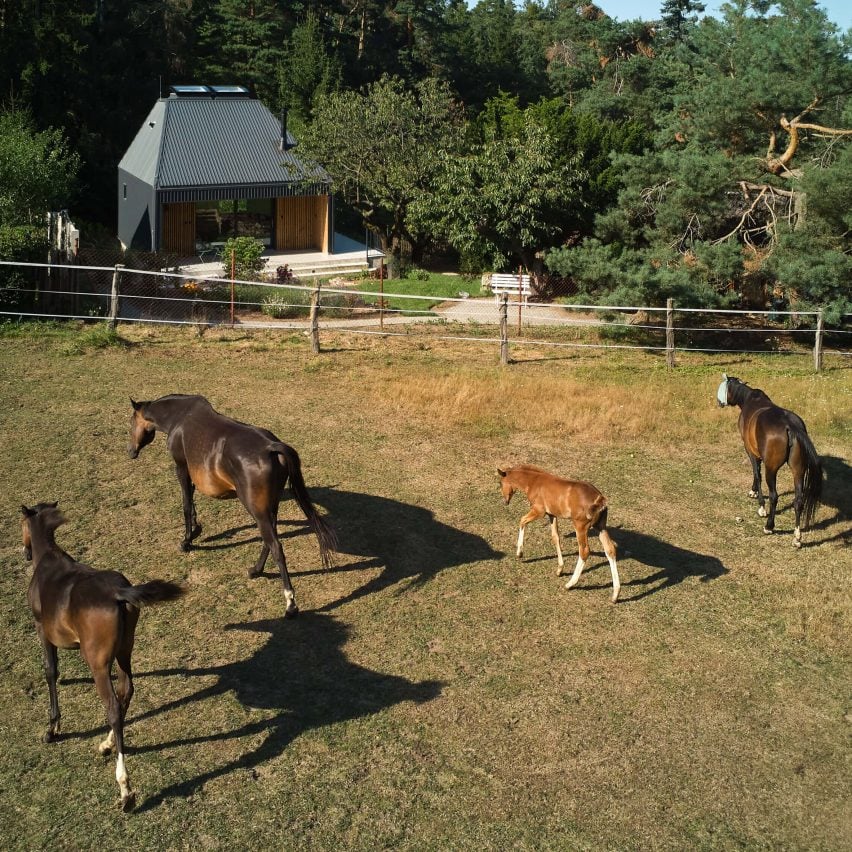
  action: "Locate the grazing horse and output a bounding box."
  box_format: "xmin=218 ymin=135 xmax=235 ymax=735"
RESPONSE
xmin=717 ymin=374 xmax=822 ymax=546
xmin=21 ymin=502 xmax=185 ymax=811
xmin=497 ymin=465 xmax=620 ymax=603
xmin=128 ymin=394 xmax=336 ymax=616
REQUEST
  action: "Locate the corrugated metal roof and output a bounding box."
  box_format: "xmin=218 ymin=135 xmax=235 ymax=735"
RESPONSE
xmin=118 ymin=96 xmax=328 ymax=191
xmin=118 ymin=100 xmax=167 ymax=185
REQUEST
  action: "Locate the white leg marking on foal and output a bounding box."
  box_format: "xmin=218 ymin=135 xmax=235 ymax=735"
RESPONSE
xmin=565 ymin=557 xmax=585 ymax=590
xmin=758 ymin=506 xmax=767 ymax=518
xmin=608 ymin=555 xmax=621 ymax=603
xmin=552 ymin=520 xmax=564 ymax=573
xmin=516 ymin=527 xmax=524 ymax=557
xmin=793 ymin=526 xmax=802 ymax=548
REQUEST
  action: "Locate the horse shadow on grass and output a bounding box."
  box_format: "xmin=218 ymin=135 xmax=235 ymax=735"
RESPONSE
xmin=190 ymin=487 xmax=503 ymax=611
xmin=533 ymin=526 xmax=728 ymax=603
xmin=124 ymin=613 xmax=441 ymax=812
xmin=808 ymin=455 xmax=852 ymax=546
xmin=294 ymin=487 xmax=503 ymax=612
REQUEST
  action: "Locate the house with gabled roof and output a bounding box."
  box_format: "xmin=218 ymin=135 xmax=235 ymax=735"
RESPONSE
xmin=118 ymin=85 xmax=333 ymax=258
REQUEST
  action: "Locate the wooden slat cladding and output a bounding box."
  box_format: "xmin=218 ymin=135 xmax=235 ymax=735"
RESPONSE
xmin=275 ymin=196 xmax=328 ymax=251
xmin=162 ymin=202 xmax=195 ymax=255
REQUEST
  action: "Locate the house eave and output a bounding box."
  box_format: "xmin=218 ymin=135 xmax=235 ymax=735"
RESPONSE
xmin=157 ymin=181 xmax=332 ymax=204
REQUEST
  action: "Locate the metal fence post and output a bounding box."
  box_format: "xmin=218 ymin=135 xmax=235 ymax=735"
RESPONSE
xmin=310 ymin=283 xmax=321 ymax=355
xmin=666 ymin=298 xmax=675 ymax=369
xmin=814 ymin=309 xmax=824 ymax=372
xmin=108 ymin=264 xmax=124 ymax=329
xmin=500 ymin=293 xmax=509 ymax=365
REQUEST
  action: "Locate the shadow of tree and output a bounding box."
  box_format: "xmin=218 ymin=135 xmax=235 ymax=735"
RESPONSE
xmin=302 ymin=487 xmax=503 ymax=611
xmin=127 ymin=613 xmax=441 ymax=812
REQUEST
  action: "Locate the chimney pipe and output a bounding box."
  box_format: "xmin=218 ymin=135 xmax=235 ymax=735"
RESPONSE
xmin=279 ymin=108 xmax=290 ymax=152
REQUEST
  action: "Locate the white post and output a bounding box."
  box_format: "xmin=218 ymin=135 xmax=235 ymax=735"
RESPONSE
xmin=500 ymin=294 xmax=509 ymax=366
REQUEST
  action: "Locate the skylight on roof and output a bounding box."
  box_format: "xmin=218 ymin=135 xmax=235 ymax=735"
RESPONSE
xmin=210 ymin=85 xmax=250 ymax=96
xmin=171 ymin=85 xmax=211 ymax=96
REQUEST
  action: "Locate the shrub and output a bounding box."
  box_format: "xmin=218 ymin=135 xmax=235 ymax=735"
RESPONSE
xmin=219 ymin=237 xmax=267 ymax=281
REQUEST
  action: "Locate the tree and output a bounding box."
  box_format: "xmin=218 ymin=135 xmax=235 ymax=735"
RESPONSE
xmin=659 ymin=0 xmax=706 ymax=41
xmin=298 ymin=76 xmax=465 ymax=275
xmin=0 ymin=108 xmax=79 ymax=306
xmin=415 ymin=115 xmax=584 ymax=272
xmin=547 ymin=0 xmax=851 ymax=312
xmin=0 ymin=109 xmax=79 ymax=228
xmin=279 ymin=11 xmax=341 ymax=125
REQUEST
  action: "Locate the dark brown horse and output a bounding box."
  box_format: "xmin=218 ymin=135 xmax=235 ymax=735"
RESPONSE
xmin=21 ymin=502 xmax=185 ymax=810
xmin=717 ymin=374 xmax=822 ymax=546
xmin=497 ymin=465 xmax=620 ymax=602
xmin=128 ymin=394 xmax=336 ymax=616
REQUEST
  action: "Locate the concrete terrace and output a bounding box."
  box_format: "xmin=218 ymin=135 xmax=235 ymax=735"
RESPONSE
xmin=177 ymin=233 xmax=384 ymax=281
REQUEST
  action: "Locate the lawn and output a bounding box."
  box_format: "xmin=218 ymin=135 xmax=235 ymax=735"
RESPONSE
xmin=0 ymin=321 xmax=849 ymax=850
xmin=352 ymin=271 xmax=478 ymax=313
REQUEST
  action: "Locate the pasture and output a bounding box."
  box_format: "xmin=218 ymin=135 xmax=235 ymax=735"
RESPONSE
xmin=0 ymin=322 xmax=849 ymax=850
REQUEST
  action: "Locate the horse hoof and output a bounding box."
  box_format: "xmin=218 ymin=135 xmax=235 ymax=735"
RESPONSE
xmin=98 ymin=742 xmax=112 ymax=756
xmin=748 ymin=490 xmax=759 ymax=499
xmin=120 ymin=792 xmax=136 ymax=812
xmin=757 ymin=507 xmax=767 ymax=518
xmin=285 ymin=604 xmax=299 ymax=618
xmin=247 ymin=567 xmax=263 ymax=579
xmin=180 ymin=541 xmax=192 ymax=553
xmin=763 ymin=527 xmax=773 ymax=535
xmin=42 ymin=731 xmax=57 ymax=744
xmin=793 ymin=538 xmax=802 ymax=549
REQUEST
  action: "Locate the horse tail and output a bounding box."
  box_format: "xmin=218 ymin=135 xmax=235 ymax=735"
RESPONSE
xmin=788 ymin=423 xmax=823 ymax=529
xmin=270 ymin=442 xmax=338 ymax=569
xmin=116 ymin=580 xmax=186 ymax=608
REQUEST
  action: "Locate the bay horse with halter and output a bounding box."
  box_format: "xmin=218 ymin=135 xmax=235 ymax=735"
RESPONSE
xmin=21 ymin=502 xmax=185 ymax=811
xmin=717 ymin=374 xmax=822 ymax=546
xmin=497 ymin=465 xmax=620 ymax=602
xmin=128 ymin=394 xmax=337 ymax=616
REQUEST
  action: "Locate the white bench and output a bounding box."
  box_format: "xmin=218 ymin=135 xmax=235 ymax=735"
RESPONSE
xmin=489 ymin=272 xmax=532 ymax=303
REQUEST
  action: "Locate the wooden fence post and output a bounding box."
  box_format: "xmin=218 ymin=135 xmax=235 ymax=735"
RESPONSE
xmin=813 ymin=309 xmax=824 ymax=372
xmin=108 ymin=264 xmax=124 ymax=329
xmin=309 ymin=282 xmax=321 ymax=355
xmin=666 ymin=297 xmax=675 ymax=369
xmin=500 ymin=293 xmax=509 ymax=366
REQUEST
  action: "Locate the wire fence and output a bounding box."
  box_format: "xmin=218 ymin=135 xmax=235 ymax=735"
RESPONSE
xmin=1 ymin=258 xmax=849 ymax=369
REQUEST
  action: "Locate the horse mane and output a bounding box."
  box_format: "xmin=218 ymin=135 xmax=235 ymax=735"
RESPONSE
xmin=509 ymin=463 xmax=549 ymax=475
xmin=728 ymin=376 xmax=771 ymax=406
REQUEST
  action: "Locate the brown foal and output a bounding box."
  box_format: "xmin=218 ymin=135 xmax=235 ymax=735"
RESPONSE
xmin=497 ymin=465 xmax=620 ymax=602
xmin=21 ymin=502 xmax=185 ymax=810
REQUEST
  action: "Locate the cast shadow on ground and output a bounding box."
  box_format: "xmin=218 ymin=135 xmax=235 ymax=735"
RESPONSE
xmin=807 ymin=455 xmax=852 ymax=546
xmin=523 ymin=525 xmax=728 ymax=603
xmin=125 ymin=613 xmax=441 ymax=812
xmin=182 ymin=487 xmax=503 ymax=612
xmin=293 ymin=487 xmax=503 ymax=612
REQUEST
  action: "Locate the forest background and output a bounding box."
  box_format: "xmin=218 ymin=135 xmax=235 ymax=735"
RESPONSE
xmin=1 ymin=0 xmax=850 ymax=319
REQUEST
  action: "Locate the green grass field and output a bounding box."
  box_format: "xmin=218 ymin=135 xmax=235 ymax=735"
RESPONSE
xmin=0 ymin=321 xmax=849 ymax=850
